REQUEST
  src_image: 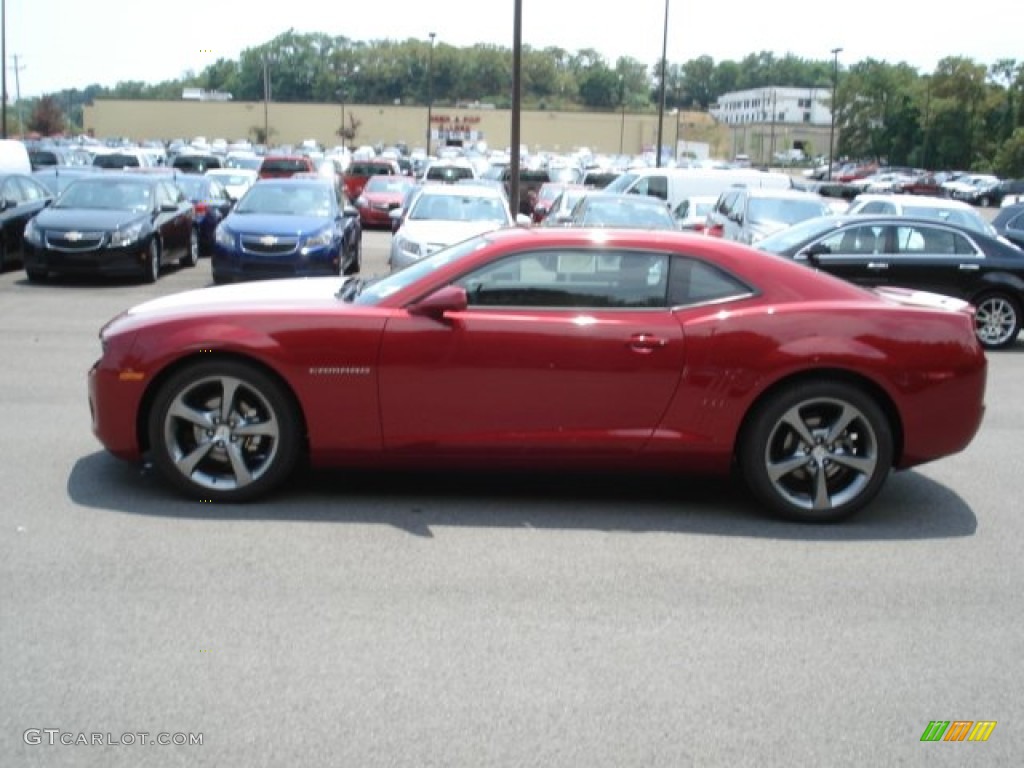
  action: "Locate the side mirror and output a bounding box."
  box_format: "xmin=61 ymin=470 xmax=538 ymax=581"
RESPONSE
xmin=800 ymin=242 xmax=831 ymax=265
xmin=407 ymin=284 xmax=468 ymax=320
xmin=0 ymin=198 xmax=15 ymax=211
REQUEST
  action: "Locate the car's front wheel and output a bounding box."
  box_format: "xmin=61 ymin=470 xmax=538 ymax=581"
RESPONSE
xmin=974 ymin=292 xmax=1021 ymax=350
xmin=147 ymin=360 xmax=302 ymax=502
xmin=739 ymin=381 xmax=893 ymax=522
xmin=143 ymin=240 xmax=160 ymax=283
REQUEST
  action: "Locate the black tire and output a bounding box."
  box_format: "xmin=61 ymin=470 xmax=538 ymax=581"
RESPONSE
xmin=143 ymin=239 xmax=160 ymax=284
xmin=26 ymin=266 xmax=47 ymax=283
xmin=739 ymin=380 xmax=893 ymax=523
xmin=973 ymin=292 xmax=1021 ymax=350
xmin=180 ymin=228 xmax=200 ymax=268
xmin=147 ymin=360 xmax=302 ymax=502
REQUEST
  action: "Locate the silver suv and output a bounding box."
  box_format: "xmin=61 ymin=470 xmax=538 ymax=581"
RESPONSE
xmin=706 ymin=187 xmax=830 ymax=245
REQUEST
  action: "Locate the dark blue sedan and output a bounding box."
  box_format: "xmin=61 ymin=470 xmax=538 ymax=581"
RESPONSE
xmin=172 ymin=174 xmax=234 ymax=255
xmin=212 ymin=178 xmax=362 ymax=284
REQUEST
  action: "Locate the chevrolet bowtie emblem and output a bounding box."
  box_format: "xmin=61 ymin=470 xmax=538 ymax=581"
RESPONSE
xmin=259 ymin=235 xmax=278 ymax=246
xmin=65 ymin=231 xmax=83 ymax=241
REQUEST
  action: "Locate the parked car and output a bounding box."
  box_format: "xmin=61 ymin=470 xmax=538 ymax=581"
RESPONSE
xmin=705 ymin=188 xmax=830 ymax=244
xmin=22 ymin=172 xmax=197 ymax=283
xmin=539 ymin=186 xmax=591 ymax=227
xmin=389 ymin=184 xmax=523 ymax=271
xmin=948 ymin=174 xmax=1002 ymax=206
xmin=421 ymin=160 xmax=477 ymax=184
xmin=354 ymin=175 xmax=417 ymax=229
xmin=558 ymin=192 xmax=679 ymax=230
xmin=602 ymin=167 xmax=793 ymax=214
xmin=89 ymin=227 xmax=987 ymax=522
xmin=756 ymin=214 xmax=1024 ymax=349
xmin=992 ymin=204 xmax=1024 ymax=250
xmin=171 ymin=153 xmax=223 ymax=174
xmin=994 ymin=179 xmax=1024 ymax=207
xmin=33 ymin=166 xmax=102 ymax=197
xmin=846 ymin=194 xmax=994 ymax=236
xmin=342 ymin=159 xmax=402 ymax=201
xmin=672 ymin=195 xmax=718 ymax=232
xmin=532 ymin=182 xmax=581 ymax=223
xmin=257 ymin=155 xmax=316 ymax=180
xmin=898 ymin=173 xmax=945 ymax=197
xmin=0 ymin=173 xmax=54 ymax=271
xmin=205 ymin=169 xmax=258 ymax=202
xmin=171 ymin=174 xmax=235 ymax=255
xmin=212 ymin=177 xmax=361 ymax=283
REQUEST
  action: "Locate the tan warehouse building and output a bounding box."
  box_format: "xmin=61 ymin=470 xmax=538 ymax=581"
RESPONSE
xmin=84 ymin=99 xmax=833 ymax=163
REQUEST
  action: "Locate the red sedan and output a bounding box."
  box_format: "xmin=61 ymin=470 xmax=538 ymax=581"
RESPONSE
xmin=354 ymin=175 xmax=417 ymax=228
xmin=88 ymin=228 xmax=987 ymax=522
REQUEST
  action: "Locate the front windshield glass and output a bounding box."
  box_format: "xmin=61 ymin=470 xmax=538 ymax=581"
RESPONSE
xmin=756 ymin=217 xmax=843 ymax=254
xmin=602 ymin=172 xmax=640 ymax=194
xmin=409 ymin=193 xmax=507 ymax=223
xmin=235 ymin=184 xmax=333 ymax=216
xmin=55 ymin=179 xmax=152 ymax=212
xmin=353 ymin=236 xmax=490 ymax=306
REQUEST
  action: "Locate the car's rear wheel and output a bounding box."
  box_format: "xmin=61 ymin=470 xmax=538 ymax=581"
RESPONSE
xmin=739 ymin=381 xmax=893 ymax=522
xmin=974 ymin=292 xmax=1021 ymax=350
xmin=147 ymin=360 xmax=302 ymax=502
xmin=180 ymin=228 xmax=199 ymax=268
xmin=143 ymin=240 xmax=160 ymax=283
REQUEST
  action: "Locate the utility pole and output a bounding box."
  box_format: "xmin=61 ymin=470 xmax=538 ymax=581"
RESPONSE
xmin=1 ymin=0 xmax=6 ymax=138
xmin=828 ymin=48 xmax=843 ymax=181
xmin=11 ymin=52 xmax=23 ymax=135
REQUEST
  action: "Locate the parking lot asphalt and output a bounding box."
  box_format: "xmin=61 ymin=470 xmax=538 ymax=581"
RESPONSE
xmin=1 ymin=229 xmax=1021 ymax=767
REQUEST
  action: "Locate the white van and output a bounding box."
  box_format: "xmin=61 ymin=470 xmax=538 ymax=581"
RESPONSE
xmin=603 ymin=166 xmax=793 ymax=213
xmin=0 ymin=139 xmax=31 ymax=174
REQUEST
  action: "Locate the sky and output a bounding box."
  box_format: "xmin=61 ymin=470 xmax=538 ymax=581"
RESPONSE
xmin=5 ymin=0 xmax=1021 ymax=99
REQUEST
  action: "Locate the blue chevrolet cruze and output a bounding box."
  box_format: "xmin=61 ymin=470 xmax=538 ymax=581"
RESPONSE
xmin=212 ymin=177 xmax=361 ymax=283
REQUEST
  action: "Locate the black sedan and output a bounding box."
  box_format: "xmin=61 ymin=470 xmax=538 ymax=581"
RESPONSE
xmin=756 ymin=214 xmax=1024 ymax=349
xmin=23 ymin=173 xmax=197 ymax=283
xmin=0 ymin=173 xmax=54 ymax=271
xmin=992 ymin=204 xmax=1024 ymax=250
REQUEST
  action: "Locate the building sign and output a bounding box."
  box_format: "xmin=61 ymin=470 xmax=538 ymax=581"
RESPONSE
xmin=430 ymin=115 xmax=484 ymax=143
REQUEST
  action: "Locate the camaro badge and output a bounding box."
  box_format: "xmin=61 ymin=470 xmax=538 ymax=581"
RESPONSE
xmin=308 ymin=366 xmax=371 ymax=375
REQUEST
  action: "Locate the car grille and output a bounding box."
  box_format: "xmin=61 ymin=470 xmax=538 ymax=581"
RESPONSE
xmin=240 ymin=235 xmax=299 ymax=255
xmin=45 ymin=231 xmax=106 ymax=252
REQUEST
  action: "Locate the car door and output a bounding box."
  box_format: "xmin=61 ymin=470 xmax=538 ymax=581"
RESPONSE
xmin=377 ymin=248 xmax=686 ymax=458
xmin=154 ymin=181 xmax=190 ymax=261
xmin=883 ymin=223 xmax=983 ymax=301
xmin=797 ymin=223 xmax=892 ymax=287
xmin=0 ymin=176 xmax=50 ymax=269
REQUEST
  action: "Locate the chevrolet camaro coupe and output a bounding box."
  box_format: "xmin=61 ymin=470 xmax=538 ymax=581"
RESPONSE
xmin=89 ymin=228 xmax=987 ymax=522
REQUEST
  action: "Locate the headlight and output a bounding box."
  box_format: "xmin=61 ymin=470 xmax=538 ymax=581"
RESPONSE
xmin=23 ymin=218 xmax=42 ymax=245
xmin=215 ymin=225 xmax=234 ymax=248
xmin=397 ymin=237 xmax=422 ymax=257
xmin=304 ymin=228 xmax=334 ymax=248
xmin=355 ymin=196 xmax=367 ymax=208
xmin=109 ymin=222 xmax=145 ymax=247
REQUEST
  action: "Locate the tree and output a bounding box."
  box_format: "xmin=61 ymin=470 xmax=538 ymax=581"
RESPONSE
xmin=28 ymin=95 xmax=65 ymax=136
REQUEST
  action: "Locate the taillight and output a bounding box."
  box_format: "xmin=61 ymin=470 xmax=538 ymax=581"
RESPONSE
xmin=193 ymin=202 xmax=208 ymax=216
xmin=706 ymin=223 xmax=724 ymax=238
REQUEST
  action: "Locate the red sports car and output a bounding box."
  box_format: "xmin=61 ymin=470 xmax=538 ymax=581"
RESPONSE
xmin=88 ymin=228 xmax=987 ymax=522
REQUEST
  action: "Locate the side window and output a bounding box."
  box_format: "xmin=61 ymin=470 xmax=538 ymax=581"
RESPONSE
xmin=16 ymin=177 xmax=47 ymax=202
xmin=915 ymin=227 xmax=958 ymax=255
xmin=951 ymin=232 xmax=978 ymax=256
xmin=455 ymin=250 xmax=669 ymax=309
xmin=634 ymin=176 xmax=668 ymax=201
xmin=895 ymin=225 xmax=927 ymax=253
xmin=667 ymin=256 xmax=753 ymax=306
xmin=2 ymin=178 xmax=24 ymax=203
xmin=1007 ymin=212 xmax=1024 ymax=231
xmin=821 ymin=225 xmax=883 ymax=254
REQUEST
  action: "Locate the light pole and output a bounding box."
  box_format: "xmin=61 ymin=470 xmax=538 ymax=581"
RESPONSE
xmin=1 ymin=0 xmax=6 ymax=138
xmin=618 ymin=74 xmax=625 ymax=154
xmin=426 ymin=32 xmax=436 ymax=156
xmin=827 ymin=47 xmax=842 ymax=181
xmin=655 ymin=0 xmax=669 ymax=168
xmin=673 ymin=108 xmax=681 ymax=164
xmin=262 ymin=54 xmax=271 ymax=147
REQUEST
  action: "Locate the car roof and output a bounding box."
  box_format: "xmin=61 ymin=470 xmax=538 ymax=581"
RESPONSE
xmin=851 ymin=194 xmax=976 ymax=210
xmin=414 ymin=183 xmax=504 ymax=199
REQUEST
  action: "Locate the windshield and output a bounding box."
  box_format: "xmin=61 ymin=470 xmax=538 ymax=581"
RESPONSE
xmin=409 ymin=193 xmax=508 ymax=223
xmin=352 ymin=236 xmax=490 ymax=305
xmin=365 ymin=176 xmax=413 ymax=194
xmin=235 ymin=184 xmax=333 ymax=216
xmin=55 ymin=179 xmax=152 ymax=212
xmin=756 ymin=217 xmax=844 ymax=254
xmin=602 ymin=172 xmax=640 ymax=194
xmin=747 ymin=198 xmax=827 ymax=226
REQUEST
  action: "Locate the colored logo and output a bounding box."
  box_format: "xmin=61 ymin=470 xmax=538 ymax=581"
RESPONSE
xmin=921 ymin=721 xmax=996 ymax=742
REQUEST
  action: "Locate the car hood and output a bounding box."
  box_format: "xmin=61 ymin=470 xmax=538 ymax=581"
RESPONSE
xmin=35 ymin=208 xmax=147 ymax=231
xmin=397 ymin=219 xmax=507 ymax=244
xmin=123 ymin=277 xmax=352 ymax=321
xmin=224 ymin=213 xmax=331 ymax=235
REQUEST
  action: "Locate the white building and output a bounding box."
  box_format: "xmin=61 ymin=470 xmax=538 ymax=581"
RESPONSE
xmin=711 ymin=87 xmax=832 ymax=126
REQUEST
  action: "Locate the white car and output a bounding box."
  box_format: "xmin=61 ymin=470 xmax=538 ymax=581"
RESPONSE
xmin=389 ymin=185 xmax=526 ymax=271
xmin=205 ymin=169 xmax=258 ymax=202
xmin=846 ymin=194 xmax=995 ymax=236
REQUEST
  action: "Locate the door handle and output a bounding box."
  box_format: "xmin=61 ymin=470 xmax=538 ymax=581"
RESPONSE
xmin=958 ymin=263 xmax=980 ymax=271
xmin=628 ymin=334 xmax=668 ymax=353
xmin=866 ymin=262 xmax=889 ymax=270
